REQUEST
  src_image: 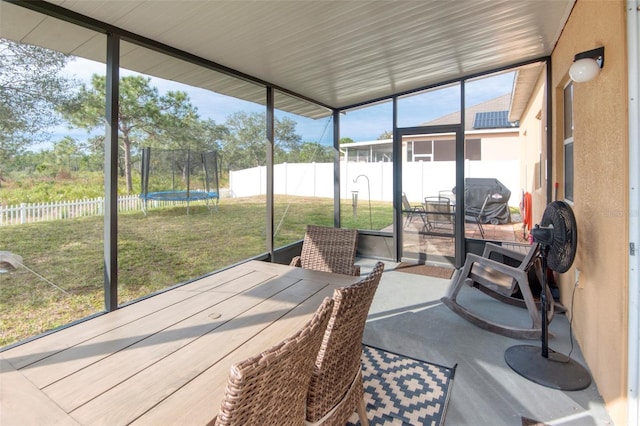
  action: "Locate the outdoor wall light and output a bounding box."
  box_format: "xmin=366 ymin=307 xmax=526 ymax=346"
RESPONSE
xmin=569 ymin=46 xmax=604 ymax=83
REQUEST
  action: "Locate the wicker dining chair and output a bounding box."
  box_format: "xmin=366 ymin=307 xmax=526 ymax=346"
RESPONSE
xmin=212 ymin=297 xmax=335 ymax=426
xmin=305 ymin=261 xmax=385 ymax=426
xmin=290 ymin=225 xmax=360 ymax=276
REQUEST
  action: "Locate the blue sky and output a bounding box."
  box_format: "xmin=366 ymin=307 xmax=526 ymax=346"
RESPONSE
xmin=52 ymin=57 xmax=514 ymax=149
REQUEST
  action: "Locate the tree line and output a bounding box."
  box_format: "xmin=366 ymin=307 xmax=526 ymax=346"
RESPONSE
xmin=0 ymin=38 xmax=334 ymax=192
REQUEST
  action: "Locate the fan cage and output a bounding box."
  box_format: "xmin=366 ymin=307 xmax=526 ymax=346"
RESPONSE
xmin=538 ymin=201 xmax=578 ymax=273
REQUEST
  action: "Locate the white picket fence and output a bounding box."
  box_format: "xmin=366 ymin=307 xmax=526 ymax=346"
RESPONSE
xmin=0 ymin=195 xmax=210 ymax=226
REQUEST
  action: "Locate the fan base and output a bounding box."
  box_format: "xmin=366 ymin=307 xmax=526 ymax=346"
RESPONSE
xmin=505 ymin=344 xmax=592 ymax=391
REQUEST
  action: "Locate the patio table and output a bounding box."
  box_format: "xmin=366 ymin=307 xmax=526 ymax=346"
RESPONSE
xmin=0 ymin=260 xmax=358 ymax=425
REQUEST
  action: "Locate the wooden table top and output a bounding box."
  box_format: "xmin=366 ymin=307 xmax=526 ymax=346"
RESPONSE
xmin=0 ymin=260 xmax=359 ymax=426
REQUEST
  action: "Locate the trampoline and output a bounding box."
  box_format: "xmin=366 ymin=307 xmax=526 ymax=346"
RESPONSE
xmin=140 ymin=147 xmax=220 ymax=214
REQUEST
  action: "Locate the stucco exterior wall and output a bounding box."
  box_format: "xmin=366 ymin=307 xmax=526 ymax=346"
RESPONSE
xmin=478 ymin=132 xmax=520 ymax=161
xmin=551 ymin=0 xmax=629 ymax=424
xmin=517 ymin=70 xmax=548 ymax=228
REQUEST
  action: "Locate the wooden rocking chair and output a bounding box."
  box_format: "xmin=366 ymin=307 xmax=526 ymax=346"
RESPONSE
xmin=441 ymin=242 xmax=556 ymax=339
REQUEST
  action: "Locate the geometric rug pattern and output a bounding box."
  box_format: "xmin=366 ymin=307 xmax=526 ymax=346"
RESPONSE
xmin=347 ymin=345 xmax=456 ymax=426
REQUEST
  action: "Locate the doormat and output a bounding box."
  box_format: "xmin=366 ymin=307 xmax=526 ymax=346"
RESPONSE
xmin=395 ymin=263 xmax=454 ymax=280
xmin=521 ymin=417 xmax=551 ymax=426
xmin=347 ymin=345 xmax=456 ymax=426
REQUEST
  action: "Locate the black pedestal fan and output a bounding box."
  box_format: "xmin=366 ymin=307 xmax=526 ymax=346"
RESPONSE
xmin=504 ymin=201 xmax=592 ymax=391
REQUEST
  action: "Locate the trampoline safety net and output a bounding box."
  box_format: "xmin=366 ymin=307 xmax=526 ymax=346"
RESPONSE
xmin=140 ymin=147 xmax=220 ymax=213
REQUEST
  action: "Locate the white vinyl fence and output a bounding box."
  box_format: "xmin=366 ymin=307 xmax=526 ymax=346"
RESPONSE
xmin=230 ymin=160 xmax=522 ymax=205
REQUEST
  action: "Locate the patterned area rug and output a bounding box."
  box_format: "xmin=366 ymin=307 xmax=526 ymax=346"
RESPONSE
xmin=395 ymin=263 xmax=454 ymax=280
xmin=347 ymin=345 xmax=456 ymax=426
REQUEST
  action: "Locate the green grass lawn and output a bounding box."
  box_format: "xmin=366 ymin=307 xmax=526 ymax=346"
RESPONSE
xmin=0 ymin=196 xmax=392 ymax=346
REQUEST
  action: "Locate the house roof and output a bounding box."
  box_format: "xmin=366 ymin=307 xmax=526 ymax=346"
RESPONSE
xmin=423 ymin=93 xmax=518 ymax=130
xmin=0 ymin=0 xmax=574 ymax=118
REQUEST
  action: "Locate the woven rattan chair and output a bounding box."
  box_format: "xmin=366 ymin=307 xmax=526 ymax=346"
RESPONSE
xmin=212 ymin=297 xmax=335 ymax=426
xmin=290 ymin=225 xmax=360 ymax=276
xmin=305 ymin=261 xmax=385 ymax=426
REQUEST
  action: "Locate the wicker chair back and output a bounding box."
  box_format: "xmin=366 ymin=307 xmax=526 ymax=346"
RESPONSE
xmin=305 ymin=261 xmax=385 ymax=425
xmin=290 ymin=225 xmax=360 ymax=276
xmin=214 ymin=297 xmax=335 ymax=426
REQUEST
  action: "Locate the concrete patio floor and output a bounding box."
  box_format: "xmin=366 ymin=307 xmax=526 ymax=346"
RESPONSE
xmin=356 ymin=258 xmax=613 ymax=426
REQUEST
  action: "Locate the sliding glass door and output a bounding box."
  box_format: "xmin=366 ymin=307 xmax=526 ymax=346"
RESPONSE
xmin=397 ymin=125 xmax=464 ymax=267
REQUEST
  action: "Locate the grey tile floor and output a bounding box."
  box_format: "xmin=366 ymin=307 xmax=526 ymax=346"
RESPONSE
xmin=356 ymin=258 xmax=613 ymax=426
